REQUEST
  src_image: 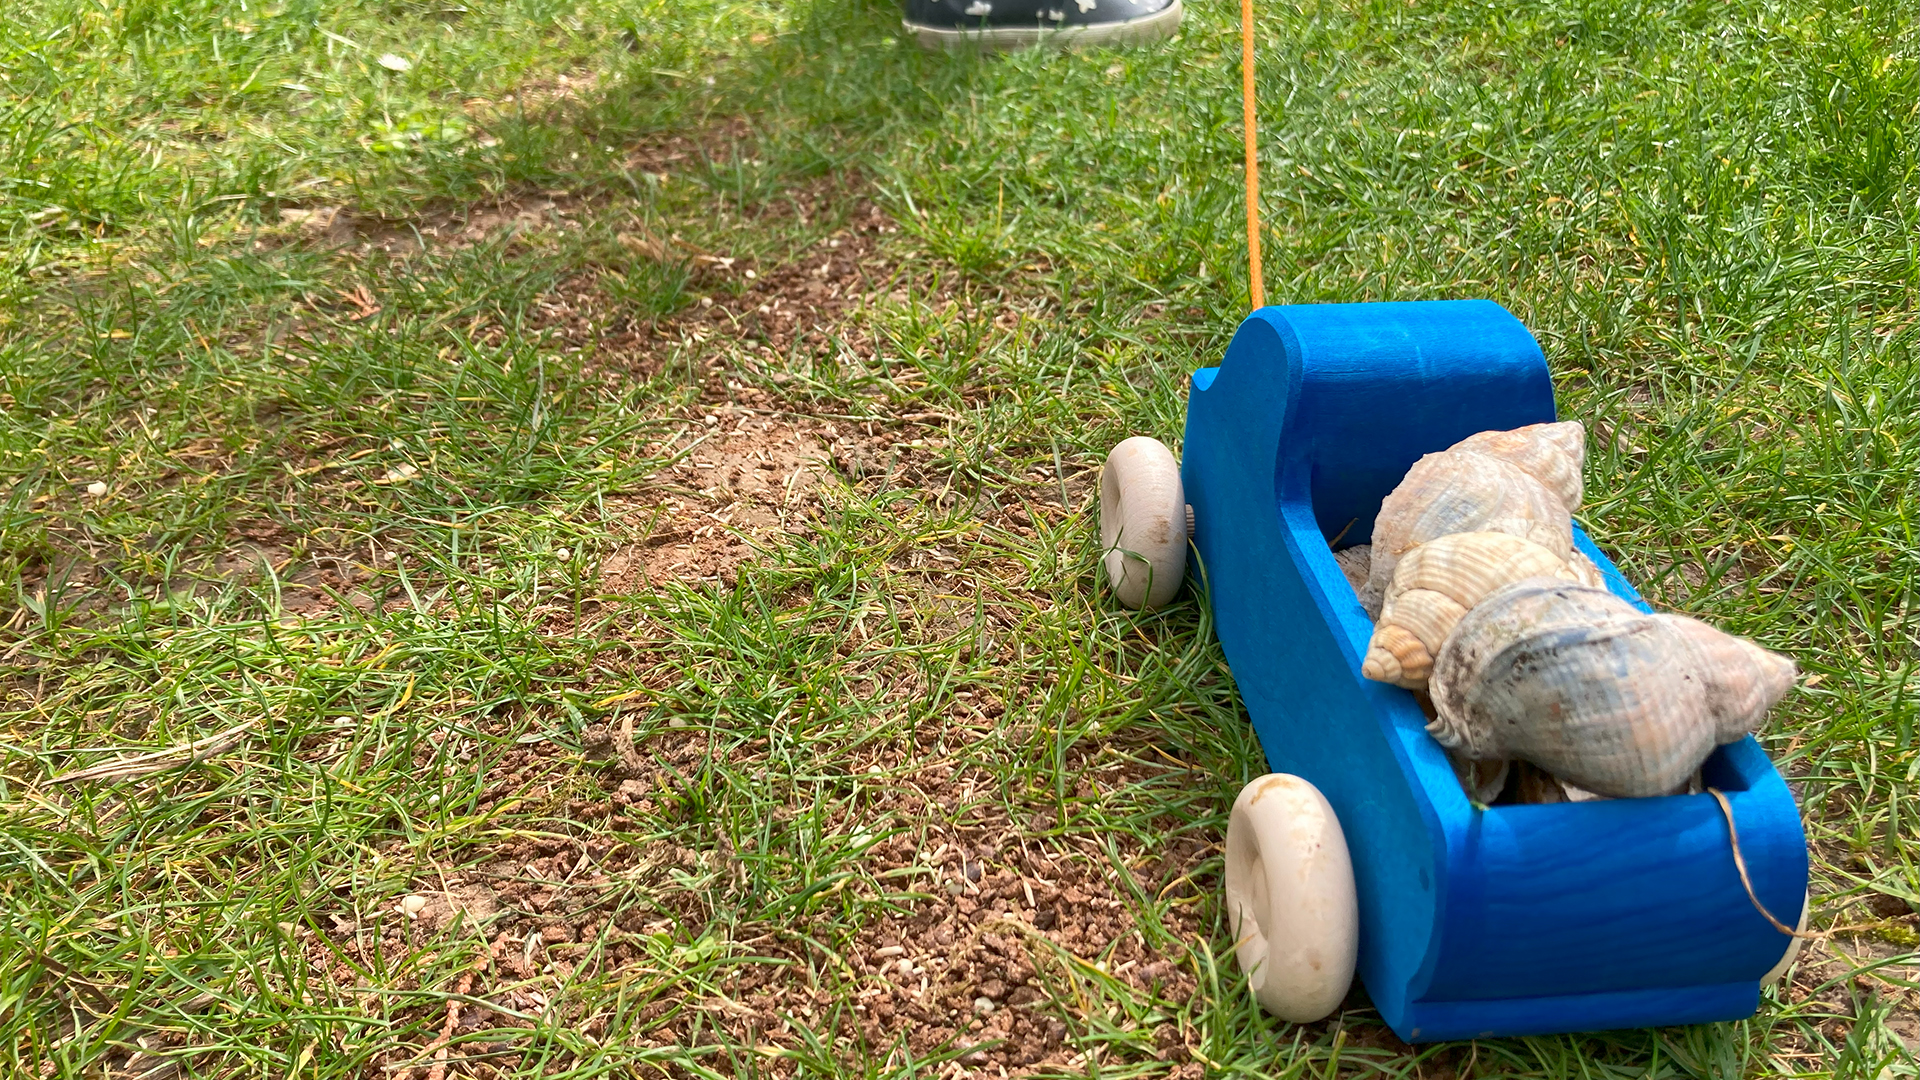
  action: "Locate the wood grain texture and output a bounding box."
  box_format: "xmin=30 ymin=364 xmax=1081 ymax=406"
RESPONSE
xmin=1181 ymin=300 xmax=1808 ymax=1041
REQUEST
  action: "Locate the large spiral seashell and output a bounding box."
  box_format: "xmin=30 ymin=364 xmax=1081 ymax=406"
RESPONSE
xmin=1359 ymin=422 xmax=1586 ymax=617
xmin=1448 ymin=422 xmax=1585 ymax=512
xmin=1428 ymin=578 xmax=1798 ymax=798
xmin=1360 ymin=532 xmax=1595 ymax=689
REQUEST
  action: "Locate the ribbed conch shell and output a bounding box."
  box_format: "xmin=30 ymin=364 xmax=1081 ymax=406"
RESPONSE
xmin=1428 ymin=578 xmax=1798 ymax=798
xmin=1360 ymin=532 xmax=1601 ymax=689
xmin=1450 ymin=423 xmax=1585 ymax=511
xmin=1359 ymin=422 xmax=1586 ymax=617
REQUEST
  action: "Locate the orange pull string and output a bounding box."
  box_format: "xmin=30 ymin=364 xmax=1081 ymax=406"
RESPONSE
xmin=1240 ymin=0 xmax=1264 ymax=311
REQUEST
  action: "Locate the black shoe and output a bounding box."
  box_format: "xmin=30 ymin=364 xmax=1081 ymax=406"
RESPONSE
xmin=902 ymin=0 xmax=1180 ymax=49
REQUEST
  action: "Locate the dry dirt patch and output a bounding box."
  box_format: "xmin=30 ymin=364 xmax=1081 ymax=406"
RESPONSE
xmin=569 ymin=193 xmax=897 ymax=386
xmin=600 ymin=402 xmax=830 ymax=589
xmin=274 ymin=192 xmax=594 ymax=257
xmin=311 ymin=721 xmax=1219 ymax=1079
xmin=594 ymin=400 xmax=974 ymax=593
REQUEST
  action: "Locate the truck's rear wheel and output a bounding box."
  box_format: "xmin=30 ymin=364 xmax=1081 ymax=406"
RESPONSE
xmin=1099 ymin=436 xmax=1187 ymax=609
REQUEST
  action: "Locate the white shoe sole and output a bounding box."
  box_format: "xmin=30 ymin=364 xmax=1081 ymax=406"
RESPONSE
xmin=904 ymin=0 xmax=1181 ymax=49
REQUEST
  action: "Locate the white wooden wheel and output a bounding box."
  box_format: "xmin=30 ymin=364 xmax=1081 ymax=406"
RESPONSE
xmin=1099 ymin=436 xmax=1188 ymax=609
xmin=1761 ymin=891 xmax=1809 ymax=991
xmin=1224 ymin=774 xmax=1359 ymax=1022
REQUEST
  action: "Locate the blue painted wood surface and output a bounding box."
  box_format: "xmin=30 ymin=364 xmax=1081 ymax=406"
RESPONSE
xmin=1181 ymin=300 xmax=1808 ymax=1042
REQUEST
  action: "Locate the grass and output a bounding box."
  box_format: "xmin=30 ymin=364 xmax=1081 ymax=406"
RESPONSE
xmin=2 ymin=0 xmax=1917 ymax=1075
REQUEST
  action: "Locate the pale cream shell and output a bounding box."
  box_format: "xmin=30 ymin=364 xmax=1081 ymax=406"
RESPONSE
xmin=1567 ymin=548 xmax=1607 ymax=589
xmin=1428 ymin=578 xmax=1797 ymax=798
xmin=1360 ymin=532 xmax=1584 ymax=689
xmin=1360 ymin=425 xmax=1582 ymax=616
xmin=1449 ymin=421 xmax=1586 ymax=512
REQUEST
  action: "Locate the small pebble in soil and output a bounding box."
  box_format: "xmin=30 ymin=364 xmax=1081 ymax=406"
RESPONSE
xmin=896 ymin=959 xmax=914 ymax=977
xmin=400 ymin=894 xmax=428 ymax=918
xmin=85 ymin=481 xmax=107 ymax=496
xmin=973 ymin=997 xmax=995 ymax=1015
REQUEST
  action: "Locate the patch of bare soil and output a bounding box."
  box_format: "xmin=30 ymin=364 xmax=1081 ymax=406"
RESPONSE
xmin=822 ymin=829 xmax=1211 ymax=1076
xmin=675 ymin=198 xmax=898 ymax=361
xmin=312 ymin=719 xmax=1218 ymax=1079
xmin=558 ymin=191 xmax=898 ymax=386
xmin=578 ymin=188 xmax=972 ymax=590
xmin=269 ymin=118 xmax=769 ymax=260
xmin=208 ymin=537 xmax=393 ymax=616
xmin=600 ymin=401 xmax=829 ymax=589
xmin=593 ymin=397 xmax=984 ymax=593
xmin=274 ymin=191 xmax=596 ymax=257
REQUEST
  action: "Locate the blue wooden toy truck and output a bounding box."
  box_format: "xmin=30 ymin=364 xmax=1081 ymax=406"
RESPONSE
xmin=1103 ymin=299 xmax=1808 ymax=1042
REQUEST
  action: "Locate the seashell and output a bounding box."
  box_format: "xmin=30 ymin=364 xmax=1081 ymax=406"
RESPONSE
xmin=1567 ymin=548 xmax=1606 ymax=589
xmin=1359 ymin=422 xmax=1585 ymax=616
xmin=1448 ymin=421 xmax=1586 ymax=512
xmin=1332 ymin=544 xmax=1372 ymax=600
xmin=1416 ymin=689 xmax=1513 ymax=804
xmin=1450 ymin=752 xmax=1511 ymax=805
xmin=1360 ymin=532 xmax=1585 ymax=689
xmin=1428 ymin=578 xmax=1797 ymax=798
